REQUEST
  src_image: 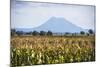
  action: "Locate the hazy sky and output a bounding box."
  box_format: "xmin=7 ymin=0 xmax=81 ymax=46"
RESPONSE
xmin=11 ymin=0 xmax=95 ymax=30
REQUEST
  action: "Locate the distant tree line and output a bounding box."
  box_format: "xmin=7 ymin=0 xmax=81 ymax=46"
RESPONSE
xmin=31 ymin=30 xmax=53 ymax=36
xmin=80 ymin=29 xmax=94 ymax=35
xmin=11 ymin=29 xmax=53 ymax=36
xmin=11 ymin=29 xmax=94 ymax=36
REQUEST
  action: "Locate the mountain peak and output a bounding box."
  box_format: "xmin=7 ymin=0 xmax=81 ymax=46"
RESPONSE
xmin=49 ymin=16 xmax=67 ymax=21
xmin=50 ymin=16 xmax=64 ymax=19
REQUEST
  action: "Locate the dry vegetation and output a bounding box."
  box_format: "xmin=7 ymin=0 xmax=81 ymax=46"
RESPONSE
xmin=11 ymin=36 xmax=95 ymax=67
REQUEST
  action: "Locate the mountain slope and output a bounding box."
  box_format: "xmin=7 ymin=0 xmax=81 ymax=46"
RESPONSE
xmin=33 ymin=17 xmax=86 ymax=33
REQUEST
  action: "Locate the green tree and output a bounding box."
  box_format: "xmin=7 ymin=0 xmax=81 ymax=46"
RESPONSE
xmin=39 ymin=31 xmax=46 ymax=36
xmin=80 ymin=31 xmax=85 ymax=35
xmin=16 ymin=31 xmax=23 ymax=36
xmin=47 ymin=31 xmax=52 ymax=36
xmin=88 ymin=29 xmax=94 ymax=34
xmin=32 ymin=31 xmax=39 ymax=36
xmin=65 ymin=32 xmax=70 ymax=34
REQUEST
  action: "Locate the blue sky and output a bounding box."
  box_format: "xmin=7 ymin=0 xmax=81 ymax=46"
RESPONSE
xmin=11 ymin=0 xmax=95 ymax=30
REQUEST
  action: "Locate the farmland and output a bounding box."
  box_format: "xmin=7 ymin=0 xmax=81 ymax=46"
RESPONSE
xmin=11 ymin=36 xmax=95 ymax=67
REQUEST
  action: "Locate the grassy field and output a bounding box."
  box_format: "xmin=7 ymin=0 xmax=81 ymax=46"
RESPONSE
xmin=11 ymin=36 xmax=95 ymax=67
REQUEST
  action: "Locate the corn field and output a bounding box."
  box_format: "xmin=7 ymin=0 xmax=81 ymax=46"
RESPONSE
xmin=11 ymin=36 xmax=95 ymax=67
